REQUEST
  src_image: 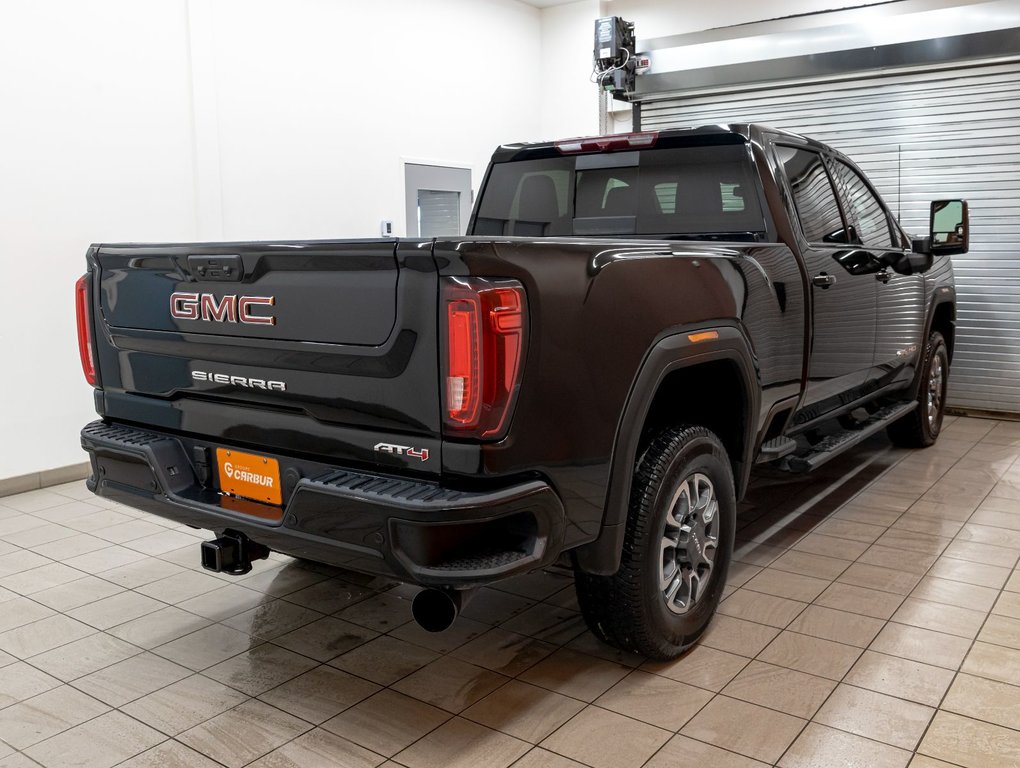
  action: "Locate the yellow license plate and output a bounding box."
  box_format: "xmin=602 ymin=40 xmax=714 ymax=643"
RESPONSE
xmin=216 ymin=448 xmax=282 ymax=506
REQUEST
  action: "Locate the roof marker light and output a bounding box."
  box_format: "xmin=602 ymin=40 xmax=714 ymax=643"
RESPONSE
xmin=555 ymin=131 xmax=658 ymax=154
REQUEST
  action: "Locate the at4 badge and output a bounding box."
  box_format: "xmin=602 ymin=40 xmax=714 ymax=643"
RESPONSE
xmin=374 ymin=442 xmax=429 ymax=462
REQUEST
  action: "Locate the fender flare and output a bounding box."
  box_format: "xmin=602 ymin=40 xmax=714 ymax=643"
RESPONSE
xmin=911 ymin=288 xmax=957 ymax=399
xmin=574 ymin=323 xmax=760 ymax=575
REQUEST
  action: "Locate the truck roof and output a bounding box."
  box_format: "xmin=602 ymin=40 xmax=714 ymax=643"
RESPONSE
xmin=491 ymin=123 xmax=817 ymax=163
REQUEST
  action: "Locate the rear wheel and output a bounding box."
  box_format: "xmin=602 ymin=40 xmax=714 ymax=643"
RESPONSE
xmin=887 ymin=331 xmax=949 ymax=448
xmin=574 ymin=425 xmax=735 ymax=660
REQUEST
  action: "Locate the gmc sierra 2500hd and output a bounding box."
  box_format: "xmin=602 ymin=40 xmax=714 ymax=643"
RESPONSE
xmin=78 ymin=124 xmax=969 ymax=659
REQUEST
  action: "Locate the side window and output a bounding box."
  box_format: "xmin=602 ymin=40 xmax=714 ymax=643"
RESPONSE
xmin=776 ymin=145 xmax=847 ymax=245
xmin=830 ymin=160 xmax=895 ymax=248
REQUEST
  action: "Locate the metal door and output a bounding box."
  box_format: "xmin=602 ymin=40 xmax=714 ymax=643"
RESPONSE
xmin=404 ymin=163 xmax=472 ymax=238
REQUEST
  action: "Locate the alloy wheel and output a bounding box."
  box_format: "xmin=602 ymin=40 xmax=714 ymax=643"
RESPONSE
xmin=660 ymin=473 xmax=719 ymax=615
xmin=928 ymin=354 xmax=944 ymax=429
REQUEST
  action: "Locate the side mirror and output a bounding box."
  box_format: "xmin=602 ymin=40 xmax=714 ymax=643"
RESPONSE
xmin=928 ymin=199 xmax=969 ymax=256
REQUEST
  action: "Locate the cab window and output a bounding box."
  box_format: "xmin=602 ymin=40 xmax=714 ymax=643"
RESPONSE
xmin=776 ymin=145 xmax=848 ymax=245
xmin=830 ymin=159 xmax=896 ymax=248
xmin=474 ymin=143 xmax=767 ymax=239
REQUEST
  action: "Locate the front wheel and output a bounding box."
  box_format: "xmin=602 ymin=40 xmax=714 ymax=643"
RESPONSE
xmin=887 ymin=331 xmax=949 ymax=448
xmin=574 ymin=425 xmax=736 ymax=660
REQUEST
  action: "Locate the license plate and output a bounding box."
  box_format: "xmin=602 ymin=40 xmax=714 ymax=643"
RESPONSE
xmin=216 ymin=448 xmax=282 ymax=506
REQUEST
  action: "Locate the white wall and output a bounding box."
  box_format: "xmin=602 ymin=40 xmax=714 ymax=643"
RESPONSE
xmin=203 ymin=0 xmax=542 ymax=240
xmin=0 ymin=0 xmax=542 ymax=481
xmin=0 ymin=0 xmax=198 ymax=480
xmin=539 ymin=0 xmax=600 ymax=140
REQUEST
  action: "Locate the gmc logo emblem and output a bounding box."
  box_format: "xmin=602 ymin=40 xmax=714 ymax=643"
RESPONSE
xmin=170 ymin=292 xmax=276 ymax=325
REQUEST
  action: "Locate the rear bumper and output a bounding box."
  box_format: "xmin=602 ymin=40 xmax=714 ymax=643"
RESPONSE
xmin=80 ymin=420 xmax=565 ymax=588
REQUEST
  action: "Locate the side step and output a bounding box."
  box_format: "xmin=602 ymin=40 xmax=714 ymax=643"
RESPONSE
xmin=756 ymin=437 xmax=798 ymax=464
xmin=781 ymin=402 xmax=917 ymax=473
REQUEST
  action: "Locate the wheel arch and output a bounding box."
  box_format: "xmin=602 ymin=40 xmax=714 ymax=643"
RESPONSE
xmin=909 ymin=291 xmax=956 ymax=402
xmin=573 ymin=323 xmax=760 ymax=575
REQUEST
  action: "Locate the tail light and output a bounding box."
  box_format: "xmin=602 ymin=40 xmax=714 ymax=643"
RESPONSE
xmin=442 ymin=278 xmax=526 ymax=439
xmin=76 ymin=275 xmax=97 ymax=386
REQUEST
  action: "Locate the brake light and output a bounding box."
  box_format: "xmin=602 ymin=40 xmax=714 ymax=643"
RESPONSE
xmin=75 ymin=275 xmax=97 ymax=386
xmin=443 ymin=279 xmax=526 ymax=439
xmin=446 ymin=296 xmax=482 ymax=426
xmin=555 ymin=131 xmax=658 ymax=154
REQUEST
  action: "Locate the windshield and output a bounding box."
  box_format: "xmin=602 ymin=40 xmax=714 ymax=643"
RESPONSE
xmin=473 ymin=143 xmax=766 ymax=240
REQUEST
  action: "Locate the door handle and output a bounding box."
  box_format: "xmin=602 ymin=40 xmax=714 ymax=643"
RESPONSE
xmin=812 ymin=273 xmax=837 ymax=289
xmin=875 ymin=269 xmax=892 ymax=284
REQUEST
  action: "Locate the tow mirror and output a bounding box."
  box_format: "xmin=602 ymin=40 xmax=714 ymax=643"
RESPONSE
xmin=929 ymin=200 xmax=969 ymax=256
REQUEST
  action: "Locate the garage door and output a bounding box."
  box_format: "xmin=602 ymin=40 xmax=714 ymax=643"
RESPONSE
xmin=638 ymin=60 xmax=1020 ymax=414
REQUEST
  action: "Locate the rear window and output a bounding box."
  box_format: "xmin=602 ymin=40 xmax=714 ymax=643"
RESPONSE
xmin=473 ymin=144 xmax=766 ymax=240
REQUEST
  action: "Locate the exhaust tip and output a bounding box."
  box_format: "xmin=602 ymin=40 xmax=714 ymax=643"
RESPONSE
xmin=412 ymin=588 xmax=460 ymax=633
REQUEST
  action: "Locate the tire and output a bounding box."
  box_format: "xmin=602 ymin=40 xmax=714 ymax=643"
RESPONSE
xmin=887 ymin=331 xmax=949 ymax=448
xmin=574 ymin=425 xmax=736 ymax=660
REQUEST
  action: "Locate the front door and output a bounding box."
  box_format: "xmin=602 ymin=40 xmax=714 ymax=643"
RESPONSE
xmin=828 ymin=157 xmax=925 ymax=392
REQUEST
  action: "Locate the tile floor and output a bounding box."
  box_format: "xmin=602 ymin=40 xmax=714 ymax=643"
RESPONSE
xmin=1 ymin=415 xmax=1019 ymax=767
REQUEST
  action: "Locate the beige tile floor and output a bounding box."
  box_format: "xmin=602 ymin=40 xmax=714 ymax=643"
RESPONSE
xmin=1 ymin=415 xmax=1019 ymax=767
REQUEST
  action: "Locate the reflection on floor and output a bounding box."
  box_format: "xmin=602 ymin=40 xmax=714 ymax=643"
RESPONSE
xmin=0 ymin=415 xmax=1019 ymax=767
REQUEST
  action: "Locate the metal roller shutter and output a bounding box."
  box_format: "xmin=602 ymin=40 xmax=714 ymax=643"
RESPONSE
xmin=417 ymin=189 xmax=462 ymax=237
xmin=638 ymin=60 xmax=1020 ymax=414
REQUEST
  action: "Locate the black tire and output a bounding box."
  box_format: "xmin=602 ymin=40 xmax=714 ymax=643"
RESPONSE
xmin=574 ymin=425 xmax=736 ymax=660
xmin=887 ymin=331 xmax=949 ymax=448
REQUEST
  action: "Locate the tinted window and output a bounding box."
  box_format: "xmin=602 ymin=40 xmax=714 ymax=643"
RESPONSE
xmin=777 ymin=146 xmax=847 ymax=245
xmin=473 ymin=144 xmax=766 ymax=239
xmin=830 ymin=160 xmax=895 ymax=248
xmin=473 ymin=158 xmax=575 ymax=237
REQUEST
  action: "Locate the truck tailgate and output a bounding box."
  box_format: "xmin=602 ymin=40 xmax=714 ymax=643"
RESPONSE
xmin=90 ymin=239 xmax=441 ymax=474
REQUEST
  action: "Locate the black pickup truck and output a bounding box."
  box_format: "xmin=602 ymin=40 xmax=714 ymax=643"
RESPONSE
xmin=77 ymin=124 xmax=968 ymax=659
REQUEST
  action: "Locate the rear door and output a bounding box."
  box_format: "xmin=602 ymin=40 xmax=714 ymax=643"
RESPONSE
xmin=93 ymin=239 xmax=442 ymax=473
xmin=773 ymin=141 xmax=878 ymax=415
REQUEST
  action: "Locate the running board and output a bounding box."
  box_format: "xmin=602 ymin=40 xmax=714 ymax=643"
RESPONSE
xmin=780 ymin=402 xmax=918 ymax=474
